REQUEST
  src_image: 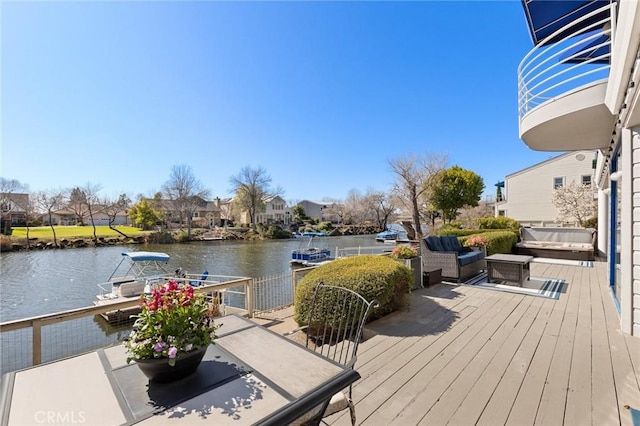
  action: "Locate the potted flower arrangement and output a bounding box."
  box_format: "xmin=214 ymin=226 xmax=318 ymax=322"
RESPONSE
xmin=390 ymin=245 xmax=421 ymax=290
xmin=123 ymin=280 xmax=221 ymax=383
xmin=464 ymin=235 xmax=487 ymax=249
xmin=390 ymin=245 xmax=418 ymax=259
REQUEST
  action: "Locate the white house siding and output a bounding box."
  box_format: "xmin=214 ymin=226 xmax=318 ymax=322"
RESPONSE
xmin=633 ymin=132 xmax=640 ymax=336
xmin=496 ymin=151 xmax=596 ymax=226
xmin=297 ymin=200 xmax=327 ymax=220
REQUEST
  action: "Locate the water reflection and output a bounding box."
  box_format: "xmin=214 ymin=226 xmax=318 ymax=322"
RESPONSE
xmin=0 ymin=235 xmax=379 ymax=374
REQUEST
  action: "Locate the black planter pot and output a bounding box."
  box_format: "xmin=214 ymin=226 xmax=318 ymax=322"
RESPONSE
xmin=135 ymin=347 xmax=207 ymax=383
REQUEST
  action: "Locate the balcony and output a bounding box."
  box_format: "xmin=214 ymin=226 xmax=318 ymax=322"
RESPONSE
xmin=518 ymin=4 xmax=616 ymax=151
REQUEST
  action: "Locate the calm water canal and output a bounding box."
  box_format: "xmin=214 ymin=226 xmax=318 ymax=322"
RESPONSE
xmin=0 ymin=235 xmax=379 ymax=373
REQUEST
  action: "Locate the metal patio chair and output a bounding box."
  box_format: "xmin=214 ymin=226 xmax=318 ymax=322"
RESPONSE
xmin=290 ymin=282 xmax=379 ymax=425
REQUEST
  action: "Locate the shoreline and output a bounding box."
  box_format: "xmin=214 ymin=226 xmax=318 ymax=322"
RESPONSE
xmin=2 ymin=225 xmax=381 ymax=253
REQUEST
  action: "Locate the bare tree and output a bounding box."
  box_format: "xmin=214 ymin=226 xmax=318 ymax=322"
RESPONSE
xmin=79 ymin=182 xmax=103 ymax=245
xmin=552 ymin=181 xmax=596 ymax=226
xmin=343 ymin=189 xmax=366 ymax=229
xmin=389 ymin=153 xmax=448 ymax=240
xmin=363 ymin=189 xmax=396 ymax=231
xmin=102 ymin=194 xmax=132 ymax=237
xmin=35 ymin=189 xmax=67 ymax=248
xmin=162 ymin=165 xmax=210 ymax=238
xmin=323 ymin=201 xmax=347 ymax=225
xmin=229 ymin=166 xmax=273 ymax=229
xmin=21 ymin=196 xmax=38 ymax=249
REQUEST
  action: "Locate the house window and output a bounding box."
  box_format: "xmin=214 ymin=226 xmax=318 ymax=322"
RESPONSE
xmin=581 ymin=175 xmax=592 ymax=186
xmin=553 ymin=177 xmax=564 ymax=189
xmin=498 ymin=210 xmax=506 ymax=217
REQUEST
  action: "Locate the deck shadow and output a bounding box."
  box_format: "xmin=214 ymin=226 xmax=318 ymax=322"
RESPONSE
xmin=364 ymin=291 xmax=461 ymax=338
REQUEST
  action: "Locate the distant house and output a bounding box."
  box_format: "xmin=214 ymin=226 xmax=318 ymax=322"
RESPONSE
xmin=155 ymin=196 xmax=222 ymax=229
xmin=257 ymin=195 xmax=290 ymax=225
xmin=296 ymin=200 xmax=334 ymax=222
xmin=215 ymin=197 xmax=234 ymax=225
xmin=495 ymin=150 xmax=596 ymax=226
xmin=236 ymin=195 xmax=291 ymax=226
xmin=42 ymin=206 xmax=129 ymax=226
xmin=0 ymin=193 xmax=29 ymax=226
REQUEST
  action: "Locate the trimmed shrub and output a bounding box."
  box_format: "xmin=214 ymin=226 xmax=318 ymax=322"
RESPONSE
xmin=475 ymin=216 xmax=520 ymax=230
xmin=316 ymin=221 xmax=334 ymax=233
xmin=294 ymin=255 xmax=412 ymax=326
xmin=147 ymin=231 xmax=175 ymax=244
xmin=460 ymin=230 xmax=518 ymax=255
xmin=435 ymin=229 xmax=481 ymax=237
xmin=261 ymin=225 xmax=291 ymax=239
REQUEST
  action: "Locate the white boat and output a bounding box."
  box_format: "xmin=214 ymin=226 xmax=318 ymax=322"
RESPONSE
xmin=376 ymin=225 xmax=411 ymax=243
xmin=94 ymin=251 xmax=210 ymax=323
xmin=290 ymin=237 xmax=333 ymax=266
xmin=375 ymin=230 xmax=400 ymax=243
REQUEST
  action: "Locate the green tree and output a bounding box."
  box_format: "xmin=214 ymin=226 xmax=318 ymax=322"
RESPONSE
xmin=67 ymin=187 xmax=89 ymax=225
xmin=292 ymin=205 xmax=308 ymax=222
xmin=129 ymin=199 xmax=162 ymax=230
xmin=431 ymin=166 xmax=485 ymax=223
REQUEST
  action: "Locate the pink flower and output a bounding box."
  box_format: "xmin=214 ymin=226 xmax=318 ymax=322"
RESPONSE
xmin=168 ymin=347 xmax=178 ymax=359
xmin=465 ymin=236 xmax=487 ymax=247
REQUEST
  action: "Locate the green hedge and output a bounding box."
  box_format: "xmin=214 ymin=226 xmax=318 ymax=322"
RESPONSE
xmin=294 ymin=255 xmax=412 ymax=326
xmin=475 ymin=216 xmax=520 ymax=230
xmin=458 ymin=230 xmax=518 ymax=255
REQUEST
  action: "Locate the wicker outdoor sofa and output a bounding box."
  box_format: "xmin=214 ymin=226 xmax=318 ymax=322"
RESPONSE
xmin=420 ymin=235 xmax=486 ymax=283
xmin=513 ymin=227 xmax=596 ymax=261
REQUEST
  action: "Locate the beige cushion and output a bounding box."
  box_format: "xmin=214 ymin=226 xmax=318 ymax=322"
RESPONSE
xmin=119 ymin=281 xmax=145 ymax=298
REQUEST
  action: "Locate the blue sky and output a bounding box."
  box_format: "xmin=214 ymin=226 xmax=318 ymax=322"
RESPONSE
xmin=2 ymin=1 xmax=559 ymax=204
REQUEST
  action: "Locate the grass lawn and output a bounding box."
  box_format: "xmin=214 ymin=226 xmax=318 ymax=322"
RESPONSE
xmin=10 ymin=226 xmax=149 ymax=239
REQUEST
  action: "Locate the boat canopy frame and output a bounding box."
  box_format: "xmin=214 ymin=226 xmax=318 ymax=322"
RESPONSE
xmin=107 ymin=251 xmax=172 ymax=282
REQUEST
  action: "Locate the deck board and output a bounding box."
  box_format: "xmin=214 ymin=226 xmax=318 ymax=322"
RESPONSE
xmin=416 ymin=295 xmax=541 ymax=425
xmin=564 ymin=264 xmax=593 ymax=426
xmin=387 ymin=295 xmax=525 ymax=424
xmin=323 ymin=259 xmax=640 ymax=426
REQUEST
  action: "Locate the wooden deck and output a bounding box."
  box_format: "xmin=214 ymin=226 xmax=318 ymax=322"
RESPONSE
xmin=323 ymin=259 xmax=640 ymax=425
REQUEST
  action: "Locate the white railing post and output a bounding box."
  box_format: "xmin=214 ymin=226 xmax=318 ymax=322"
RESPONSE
xmin=246 ymin=278 xmax=254 ymax=318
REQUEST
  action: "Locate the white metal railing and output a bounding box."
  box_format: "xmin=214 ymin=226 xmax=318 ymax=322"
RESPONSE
xmin=335 ymin=245 xmax=394 ymax=258
xmin=518 ymin=3 xmax=614 ymax=118
xmin=0 ymin=269 xmax=322 ymax=374
xmin=0 ymin=277 xmax=252 ymax=374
